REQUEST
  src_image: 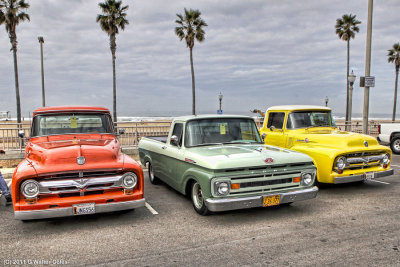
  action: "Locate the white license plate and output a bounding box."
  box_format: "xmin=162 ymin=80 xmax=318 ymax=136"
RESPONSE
xmin=73 ymin=203 xmax=95 ymax=215
xmin=365 ymin=172 xmax=375 ymax=180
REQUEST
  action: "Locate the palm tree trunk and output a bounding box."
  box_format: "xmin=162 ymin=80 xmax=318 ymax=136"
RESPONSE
xmin=10 ymin=32 xmax=22 ymax=125
xmin=110 ymin=34 xmax=117 ymax=123
xmin=345 ymin=39 xmax=350 ymax=131
xmin=190 ymin=47 xmax=196 ymax=115
xmin=393 ymin=66 xmax=399 ymax=122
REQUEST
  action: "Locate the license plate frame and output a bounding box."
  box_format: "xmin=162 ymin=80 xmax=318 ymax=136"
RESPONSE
xmin=73 ymin=203 xmax=95 ymax=215
xmin=365 ymin=172 xmax=375 ymax=180
xmin=263 ymin=195 xmax=280 ymax=207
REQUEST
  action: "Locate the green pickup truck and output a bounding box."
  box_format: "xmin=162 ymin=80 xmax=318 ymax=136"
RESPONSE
xmin=138 ymin=115 xmax=318 ymax=215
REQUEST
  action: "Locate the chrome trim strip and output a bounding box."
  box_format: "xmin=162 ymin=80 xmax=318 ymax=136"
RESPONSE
xmin=38 ymin=175 xmax=124 ymax=194
xmin=14 ymin=199 xmax=145 ymax=220
xmin=334 ymin=169 xmax=394 ymax=184
xmin=205 ymin=186 xmax=318 ymax=212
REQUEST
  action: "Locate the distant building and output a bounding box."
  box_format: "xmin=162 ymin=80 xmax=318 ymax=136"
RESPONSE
xmin=0 ymin=111 xmax=10 ymax=120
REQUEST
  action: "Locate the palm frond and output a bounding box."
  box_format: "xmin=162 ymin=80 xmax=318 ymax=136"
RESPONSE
xmin=175 ymin=8 xmax=207 ymax=48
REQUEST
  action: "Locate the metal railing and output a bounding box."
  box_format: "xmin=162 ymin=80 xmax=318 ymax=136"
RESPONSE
xmin=0 ymin=119 xmax=380 ymax=151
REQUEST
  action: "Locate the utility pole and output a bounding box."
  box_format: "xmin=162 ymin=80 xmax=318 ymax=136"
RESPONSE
xmin=363 ymin=0 xmax=373 ymax=134
xmin=38 ymin=36 xmax=45 ymax=107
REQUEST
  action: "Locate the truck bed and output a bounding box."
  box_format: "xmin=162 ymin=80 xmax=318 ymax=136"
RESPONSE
xmin=145 ymin=136 xmax=168 ymax=143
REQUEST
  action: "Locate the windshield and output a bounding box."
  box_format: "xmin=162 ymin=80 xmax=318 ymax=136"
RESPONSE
xmin=31 ymin=113 xmax=114 ymax=137
xmin=185 ymin=118 xmax=262 ymax=147
xmin=287 ymin=111 xmax=336 ymax=129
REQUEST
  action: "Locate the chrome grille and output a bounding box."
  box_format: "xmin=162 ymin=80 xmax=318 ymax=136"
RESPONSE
xmin=38 ymin=175 xmax=124 ymax=195
xmin=227 ymin=171 xmax=302 ymax=195
xmin=343 ymin=152 xmax=386 ymax=170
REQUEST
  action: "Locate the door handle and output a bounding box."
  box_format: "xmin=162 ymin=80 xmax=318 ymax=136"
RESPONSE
xmin=161 ymin=146 xmax=167 ymax=149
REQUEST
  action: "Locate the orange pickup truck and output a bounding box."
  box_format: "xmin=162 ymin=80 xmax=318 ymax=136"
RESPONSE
xmin=12 ymin=106 xmax=145 ymax=220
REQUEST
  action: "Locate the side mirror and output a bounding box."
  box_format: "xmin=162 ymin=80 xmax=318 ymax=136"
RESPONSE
xmin=261 ymin=133 xmax=267 ymax=142
xmin=118 ymin=128 xmax=125 ymax=135
xmin=18 ymin=130 xmax=25 ymax=138
xmin=269 ymin=126 xmax=276 ymax=131
xmin=170 ymin=135 xmax=179 ymax=146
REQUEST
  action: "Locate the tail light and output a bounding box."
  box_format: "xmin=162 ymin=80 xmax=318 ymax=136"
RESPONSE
xmin=378 ymin=124 xmax=381 ymax=134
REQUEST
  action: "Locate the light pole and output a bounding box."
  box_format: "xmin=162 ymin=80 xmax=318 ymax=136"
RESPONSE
xmin=325 ymin=96 xmax=329 ymax=107
xmin=218 ymin=92 xmax=223 ymax=114
xmin=346 ymin=70 xmax=356 ymax=131
xmin=363 ymin=0 xmax=373 ymax=134
xmin=38 ymin=36 xmax=45 ymax=107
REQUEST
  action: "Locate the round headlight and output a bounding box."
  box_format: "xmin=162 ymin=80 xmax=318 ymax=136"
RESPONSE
xmin=21 ymin=180 xmax=39 ymax=198
xmin=122 ymin=173 xmax=137 ymax=189
xmin=383 ymin=153 xmax=390 ymax=164
xmin=301 ymin=173 xmax=313 ymax=186
xmin=217 ymin=182 xmax=229 ymax=195
xmin=336 ymin=157 xmax=347 ymax=170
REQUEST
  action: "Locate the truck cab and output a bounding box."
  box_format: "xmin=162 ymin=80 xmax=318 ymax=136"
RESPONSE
xmin=260 ymin=105 xmax=393 ymax=184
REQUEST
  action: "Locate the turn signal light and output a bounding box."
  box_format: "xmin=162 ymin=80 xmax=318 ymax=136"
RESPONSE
xmin=337 ymin=169 xmax=343 ymax=174
xmin=231 ymin=183 xmax=240 ymax=189
xmin=293 ymin=177 xmax=301 ymax=183
xmin=383 ymin=164 xmax=388 ymax=169
xmin=124 ymin=189 xmax=134 ymax=195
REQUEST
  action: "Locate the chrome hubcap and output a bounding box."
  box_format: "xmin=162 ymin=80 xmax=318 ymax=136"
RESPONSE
xmin=394 ymin=140 xmax=400 ymax=151
xmin=149 ymin=165 xmax=154 ymax=181
xmin=192 ymin=183 xmax=204 ymax=209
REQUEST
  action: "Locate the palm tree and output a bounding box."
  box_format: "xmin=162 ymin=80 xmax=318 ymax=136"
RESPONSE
xmin=388 ymin=43 xmax=400 ymax=122
xmin=175 ymin=8 xmax=207 ymax=115
xmin=96 ymin=0 xmax=128 ymax=123
xmin=335 ymin=14 xmax=361 ymax=130
xmin=0 ymin=0 xmax=30 ymax=125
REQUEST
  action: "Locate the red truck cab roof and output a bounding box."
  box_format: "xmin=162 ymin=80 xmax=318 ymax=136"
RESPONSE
xmin=33 ymin=106 xmax=110 ymax=117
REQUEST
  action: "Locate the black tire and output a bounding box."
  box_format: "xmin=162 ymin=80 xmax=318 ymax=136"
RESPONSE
xmin=148 ymin=162 xmax=160 ymax=185
xmin=191 ymin=181 xmax=210 ymax=216
xmin=390 ymin=136 xmax=400 ymax=155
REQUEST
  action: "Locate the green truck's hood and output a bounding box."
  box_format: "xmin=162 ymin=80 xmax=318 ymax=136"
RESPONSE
xmin=186 ymin=144 xmax=313 ymax=170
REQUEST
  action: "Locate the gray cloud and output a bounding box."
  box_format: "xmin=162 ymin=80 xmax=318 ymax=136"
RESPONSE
xmin=0 ymin=0 xmax=399 ymax=118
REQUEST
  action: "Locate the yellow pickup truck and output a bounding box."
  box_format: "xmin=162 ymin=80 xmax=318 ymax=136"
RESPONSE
xmin=259 ymin=105 xmax=393 ymax=184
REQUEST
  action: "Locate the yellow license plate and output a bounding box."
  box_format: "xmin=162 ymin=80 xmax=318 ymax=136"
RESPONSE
xmin=263 ymin=195 xmax=280 ymax=207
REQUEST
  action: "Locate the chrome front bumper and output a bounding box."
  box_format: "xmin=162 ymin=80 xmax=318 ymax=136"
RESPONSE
xmin=334 ymin=169 xmax=394 ymax=184
xmin=14 ymin=199 xmax=145 ymax=220
xmin=205 ymin=187 xmax=318 ymax=212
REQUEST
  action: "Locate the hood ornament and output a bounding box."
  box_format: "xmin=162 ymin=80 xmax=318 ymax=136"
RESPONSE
xmin=265 ymin=158 xmax=274 ymax=164
xmin=364 ymin=141 xmax=368 ymax=147
xmin=77 ymin=156 xmax=86 ymax=165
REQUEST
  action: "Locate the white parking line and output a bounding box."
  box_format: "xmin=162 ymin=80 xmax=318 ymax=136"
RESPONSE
xmin=145 ymin=202 xmax=159 ymax=215
xmin=390 ymin=164 xmax=400 ymax=168
xmin=368 ymin=180 xmax=390 ymax=185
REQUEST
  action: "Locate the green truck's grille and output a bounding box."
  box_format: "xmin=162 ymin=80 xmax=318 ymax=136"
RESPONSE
xmin=240 ymin=178 xmax=293 ymax=188
xmin=226 ymin=171 xmax=302 ymax=196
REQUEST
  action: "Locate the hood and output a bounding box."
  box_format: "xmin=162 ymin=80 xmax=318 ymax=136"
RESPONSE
xmin=289 ymin=128 xmax=379 ymax=149
xmin=186 ymin=144 xmax=313 ymax=170
xmin=27 ymin=137 xmax=123 ymax=175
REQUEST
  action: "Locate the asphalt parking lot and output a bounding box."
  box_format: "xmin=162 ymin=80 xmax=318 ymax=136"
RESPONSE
xmin=0 ymin=155 xmax=399 ymax=266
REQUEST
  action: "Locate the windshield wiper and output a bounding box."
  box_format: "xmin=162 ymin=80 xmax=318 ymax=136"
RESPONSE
xmin=222 ymin=140 xmax=262 ymax=144
xmin=191 ymin=143 xmax=223 ymax=147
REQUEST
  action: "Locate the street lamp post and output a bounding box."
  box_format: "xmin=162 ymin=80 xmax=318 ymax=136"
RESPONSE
xmin=347 ymin=70 xmax=356 ymax=131
xmin=363 ymin=0 xmax=373 ymax=134
xmin=325 ymin=96 xmax=329 ymax=107
xmin=38 ymin=36 xmax=45 ymax=107
xmin=218 ymin=92 xmax=223 ymax=114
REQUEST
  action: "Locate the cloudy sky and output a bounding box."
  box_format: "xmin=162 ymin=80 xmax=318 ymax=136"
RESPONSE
xmin=0 ymin=0 xmax=399 ymax=118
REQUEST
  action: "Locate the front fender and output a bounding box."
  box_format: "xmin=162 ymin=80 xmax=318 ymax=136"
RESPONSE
xmin=12 ymin=159 xmax=38 ymax=209
xmin=181 ymin=166 xmax=213 ymax=198
xmin=290 ymin=144 xmax=337 ymax=182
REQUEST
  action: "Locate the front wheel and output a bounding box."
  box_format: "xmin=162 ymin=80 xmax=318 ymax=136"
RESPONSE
xmin=148 ymin=163 xmax=160 ymax=185
xmin=191 ymin=181 xmax=210 ymax=216
xmin=390 ymin=137 xmax=400 ymax=155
